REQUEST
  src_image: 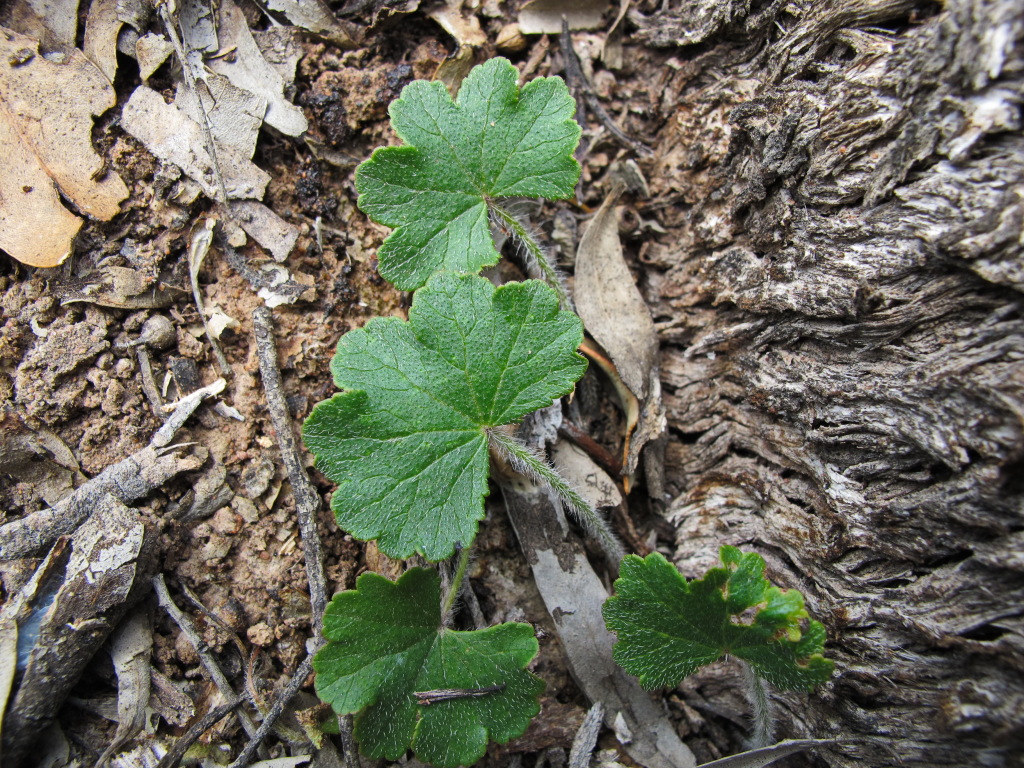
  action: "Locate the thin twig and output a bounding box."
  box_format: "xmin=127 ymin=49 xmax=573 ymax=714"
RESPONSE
xmin=136 ymin=346 xmax=165 ymax=419
xmin=225 ymin=653 xmax=315 ymax=768
xmin=252 ymin=306 xmax=329 ymax=633
xmin=152 ymin=575 xmax=261 ymax=740
xmin=0 ymin=380 xmax=222 ymax=559
xmin=156 ymin=694 xmax=245 ymax=768
xmin=337 ymin=715 xmax=358 ymax=768
xmin=560 ymin=21 xmax=653 ymax=158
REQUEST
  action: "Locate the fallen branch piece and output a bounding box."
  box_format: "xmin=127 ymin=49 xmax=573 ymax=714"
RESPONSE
xmin=2 ymin=495 xmax=156 ymax=764
xmin=0 ymin=379 xmax=224 ymax=560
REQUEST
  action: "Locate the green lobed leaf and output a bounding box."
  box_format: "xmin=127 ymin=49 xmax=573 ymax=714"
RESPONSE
xmin=314 ymin=568 xmax=544 ymax=767
xmin=602 ymin=548 xmax=834 ymax=691
xmin=355 ymin=56 xmax=581 ymax=290
xmin=302 ymin=272 xmax=586 ymax=560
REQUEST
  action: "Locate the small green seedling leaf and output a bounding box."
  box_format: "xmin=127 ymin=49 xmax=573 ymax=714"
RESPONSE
xmin=303 ymin=272 xmax=586 ymax=560
xmin=314 ymin=568 xmax=543 ymax=767
xmin=602 ymin=548 xmax=833 ymax=691
xmin=355 ymin=56 xmax=581 ymax=290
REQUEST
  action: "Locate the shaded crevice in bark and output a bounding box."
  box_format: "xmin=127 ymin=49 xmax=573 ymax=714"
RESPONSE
xmin=640 ymin=0 xmax=1024 ymax=763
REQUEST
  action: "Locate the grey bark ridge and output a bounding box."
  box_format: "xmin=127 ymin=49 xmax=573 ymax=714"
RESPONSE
xmin=1 ymin=495 xmax=158 ymax=765
xmin=643 ymin=0 xmax=1024 ymax=763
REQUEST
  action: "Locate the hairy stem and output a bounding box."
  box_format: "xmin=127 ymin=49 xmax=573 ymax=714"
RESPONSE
xmin=441 ymin=544 xmax=472 ymax=624
xmin=741 ymin=661 xmax=775 ymax=748
xmin=488 ymin=202 xmax=574 ymax=310
xmin=488 ymin=428 xmax=624 ymax=564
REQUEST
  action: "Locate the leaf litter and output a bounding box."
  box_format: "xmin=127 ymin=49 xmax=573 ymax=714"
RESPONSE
xmin=0 ymin=1 xmax=771 ymax=765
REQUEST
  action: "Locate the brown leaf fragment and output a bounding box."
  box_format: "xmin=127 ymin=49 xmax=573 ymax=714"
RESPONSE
xmin=55 ymin=266 xmax=187 ymax=309
xmin=576 ymin=186 xmax=657 ymax=399
xmin=264 ymin=0 xmax=357 ymax=48
xmin=229 ymin=200 xmax=299 ymax=262
xmin=121 ymin=85 xmax=271 ymax=201
xmin=83 ymin=0 xmax=121 ymax=83
xmin=0 ymin=0 xmax=79 ymax=49
xmin=519 ymin=0 xmax=610 ymax=34
xmin=205 ymin=0 xmax=308 ymax=137
xmin=135 ymin=33 xmax=173 ymax=82
xmin=0 ymin=26 xmax=128 ymax=267
xmin=576 ymin=186 xmax=666 ymax=481
xmin=0 ymin=112 xmax=80 ymax=267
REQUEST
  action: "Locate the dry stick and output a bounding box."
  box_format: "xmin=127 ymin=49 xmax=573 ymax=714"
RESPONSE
xmin=152 ymin=575 xmax=261 ymax=741
xmin=337 ymin=715 xmax=358 ymax=768
xmin=559 ymin=21 xmax=653 ymax=158
xmin=225 ymin=653 xmax=315 ymax=768
xmin=0 ymin=378 xmax=225 ymax=559
xmin=252 ymin=306 xmax=329 ymax=633
xmin=155 ymin=694 xmax=245 ymax=768
xmin=136 ymin=346 xmax=165 ymax=419
xmin=568 ymin=701 xmax=604 ymax=768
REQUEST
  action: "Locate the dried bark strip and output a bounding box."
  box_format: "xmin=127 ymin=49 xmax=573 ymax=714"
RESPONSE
xmin=2 ymin=495 xmax=157 ymax=765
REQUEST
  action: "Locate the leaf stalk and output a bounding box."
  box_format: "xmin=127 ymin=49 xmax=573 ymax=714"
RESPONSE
xmin=489 ymin=202 xmax=574 ymax=310
xmin=741 ymin=660 xmax=775 ymax=749
xmin=441 ymin=543 xmax=472 ymax=624
xmin=488 ymin=428 xmax=624 ymax=564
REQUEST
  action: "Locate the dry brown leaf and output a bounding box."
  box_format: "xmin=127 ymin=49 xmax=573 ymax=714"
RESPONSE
xmin=519 ymin=0 xmax=610 ymax=34
xmin=229 ymin=200 xmax=300 ymax=262
xmin=576 ymin=186 xmax=656 ymax=399
xmin=121 ymin=85 xmax=271 ymax=201
xmin=552 ymin=441 xmax=623 ymax=509
xmin=135 ymin=33 xmax=173 ymax=82
xmin=0 ymin=27 xmax=128 ymax=267
xmin=206 ymin=0 xmax=308 ymax=137
xmin=83 ymin=0 xmax=121 ymax=83
xmin=0 ymin=0 xmax=79 ymax=49
xmin=576 ymin=186 xmax=666 ymax=484
xmin=264 ymin=0 xmax=356 ymax=48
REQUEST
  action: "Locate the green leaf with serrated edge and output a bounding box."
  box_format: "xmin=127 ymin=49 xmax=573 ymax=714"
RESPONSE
xmin=314 ymin=568 xmax=544 ymax=767
xmin=355 ymin=56 xmax=581 ymax=290
xmin=602 ymin=548 xmax=834 ymax=691
xmin=303 ymin=272 xmax=586 ymax=561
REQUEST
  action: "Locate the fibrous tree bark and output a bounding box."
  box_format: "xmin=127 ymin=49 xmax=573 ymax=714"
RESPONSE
xmin=633 ymin=0 xmax=1024 ymax=764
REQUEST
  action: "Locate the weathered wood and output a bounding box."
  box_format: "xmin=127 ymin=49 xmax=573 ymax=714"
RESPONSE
xmin=636 ymin=0 xmax=1024 ymax=764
